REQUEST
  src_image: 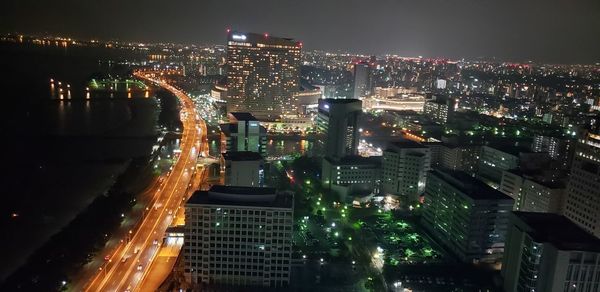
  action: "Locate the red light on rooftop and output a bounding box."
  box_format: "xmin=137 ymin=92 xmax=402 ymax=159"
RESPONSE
xmin=226 ymin=28 xmax=231 ymax=33
xmin=264 ymin=33 xmax=269 ymax=38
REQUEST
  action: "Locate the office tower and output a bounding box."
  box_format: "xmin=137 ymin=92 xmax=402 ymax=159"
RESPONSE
xmin=220 ymin=112 xmax=267 ymax=156
xmin=499 ymin=169 xmax=566 ymax=213
xmin=502 ymin=212 xmax=600 ymax=292
xmin=422 ymin=169 xmax=514 ymax=263
xmin=316 ymin=98 xmax=362 ymax=159
xmin=423 ymin=95 xmax=456 ymax=124
xmin=353 ymin=61 xmax=372 ymax=99
xmin=226 ymin=31 xmax=301 ymax=119
xmin=222 ymin=151 xmax=264 ymax=187
xmin=382 ymin=140 xmax=431 ymax=201
xmin=184 ymin=185 xmax=293 ymax=288
xmin=563 ymin=131 xmax=600 ymax=238
xmin=321 ymin=156 xmax=381 ymax=200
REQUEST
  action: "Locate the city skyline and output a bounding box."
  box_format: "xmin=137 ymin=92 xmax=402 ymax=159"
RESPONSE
xmin=2 ymin=0 xmax=600 ymax=64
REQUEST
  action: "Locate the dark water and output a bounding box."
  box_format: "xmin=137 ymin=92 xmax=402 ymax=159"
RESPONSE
xmin=0 ymin=42 xmax=157 ymax=280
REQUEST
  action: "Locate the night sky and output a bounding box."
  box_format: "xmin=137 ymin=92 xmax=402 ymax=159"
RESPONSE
xmin=2 ymin=0 xmax=600 ymax=63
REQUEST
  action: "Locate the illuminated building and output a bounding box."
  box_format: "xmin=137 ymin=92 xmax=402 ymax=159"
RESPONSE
xmin=226 ymin=31 xmax=301 ymax=119
xmin=422 ymin=169 xmax=514 ymax=263
xmin=382 ymin=140 xmax=431 ymax=201
xmin=222 ymin=151 xmax=264 ymax=187
xmin=563 ymin=131 xmax=600 ymax=238
xmin=423 ymin=95 xmax=456 ymax=124
xmin=220 ymin=112 xmax=267 ymax=156
xmin=353 ymin=61 xmax=372 ymax=99
xmin=184 ymin=186 xmax=293 ymax=288
xmin=477 ymin=145 xmax=547 ymax=186
xmin=321 ymin=156 xmax=381 ymax=200
xmin=317 ymin=98 xmax=362 ymax=159
xmin=531 ymin=134 xmax=574 ymax=170
xmin=439 ymin=143 xmax=480 ymax=176
xmin=499 ymin=169 xmax=566 ymax=213
xmin=502 ymin=212 xmax=600 ymax=292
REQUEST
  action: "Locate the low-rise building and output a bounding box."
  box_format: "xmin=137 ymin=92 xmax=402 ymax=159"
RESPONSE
xmin=322 ymin=155 xmax=381 ymax=200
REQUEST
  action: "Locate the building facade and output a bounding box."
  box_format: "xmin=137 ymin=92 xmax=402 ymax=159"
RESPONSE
xmin=321 ymin=156 xmax=381 ymax=200
xmin=220 ymin=112 xmax=267 ymax=156
xmin=184 ymin=186 xmax=293 ymax=288
xmin=382 ymin=140 xmax=431 ymax=201
xmin=422 ymin=169 xmax=514 ymax=263
xmin=502 ymin=212 xmax=600 ymax=292
xmin=353 ymin=61 xmax=372 ymax=99
xmin=563 ymin=131 xmax=600 ymax=238
xmin=316 ymin=98 xmax=362 ymax=159
xmin=226 ymin=31 xmax=301 ymax=119
xmin=222 ymin=151 xmax=264 ymax=187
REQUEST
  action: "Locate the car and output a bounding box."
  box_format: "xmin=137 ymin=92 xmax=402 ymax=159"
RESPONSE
xmin=134 ymin=248 xmax=140 ymax=254
xmin=121 ymin=257 xmax=128 ymax=263
xmin=153 ymin=239 xmax=159 ymax=245
xmin=137 ymin=264 xmax=143 ymax=271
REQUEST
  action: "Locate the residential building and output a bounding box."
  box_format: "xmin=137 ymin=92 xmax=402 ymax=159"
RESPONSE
xmin=353 ymin=61 xmax=372 ymax=99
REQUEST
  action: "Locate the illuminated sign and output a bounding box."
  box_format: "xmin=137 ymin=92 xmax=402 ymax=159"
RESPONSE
xmin=232 ymin=34 xmax=247 ymax=41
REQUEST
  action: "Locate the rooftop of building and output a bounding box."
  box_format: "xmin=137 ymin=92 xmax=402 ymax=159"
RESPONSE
xmin=222 ymin=151 xmax=263 ymax=161
xmin=513 ymin=212 xmax=600 ymax=252
xmin=325 ymin=155 xmax=382 ymax=166
xmin=227 ymin=31 xmax=299 ymax=46
xmin=386 ymin=139 xmax=428 ymax=150
xmin=430 ymin=168 xmax=514 ymax=201
xmin=320 ymin=98 xmax=361 ymax=104
xmin=505 ymin=169 xmax=567 ymax=189
xmin=229 ymin=112 xmax=257 ymax=122
xmin=187 ymin=185 xmax=293 ymax=209
xmin=219 ymin=123 xmax=266 ymax=135
xmin=484 ymin=143 xmax=534 ymax=156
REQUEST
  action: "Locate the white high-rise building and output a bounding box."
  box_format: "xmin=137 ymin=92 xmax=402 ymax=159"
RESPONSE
xmin=184 ymin=186 xmax=293 ymax=288
xmin=382 ymin=140 xmax=431 ymax=201
xmin=563 ymin=131 xmax=600 ymax=238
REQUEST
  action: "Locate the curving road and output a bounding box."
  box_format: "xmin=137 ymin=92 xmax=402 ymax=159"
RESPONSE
xmin=80 ymin=71 xmax=207 ymax=292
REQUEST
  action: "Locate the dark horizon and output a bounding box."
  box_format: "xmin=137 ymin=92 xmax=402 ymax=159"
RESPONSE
xmin=2 ymin=0 xmax=600 ymax=64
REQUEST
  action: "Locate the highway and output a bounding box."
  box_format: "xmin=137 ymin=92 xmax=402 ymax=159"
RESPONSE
xmin=79 ymin=71 xmax=207 ymax=292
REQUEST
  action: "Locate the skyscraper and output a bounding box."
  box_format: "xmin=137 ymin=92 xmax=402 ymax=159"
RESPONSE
xmin=316 ymin=98 xmax=362 ymax=159
xmin=563 ymin=131 xmax=600 ymax=238
xmin=226 ymin=31 xmax=301 ymax=119
xmin=353 ymin=61 xmax=372 ymax=99
xmin=184 ymin=186 xmax=294 ymax=288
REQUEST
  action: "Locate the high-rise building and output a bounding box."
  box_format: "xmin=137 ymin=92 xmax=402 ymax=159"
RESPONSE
xmin=422 ymin=169 xmax=514 ymax=263
xmin=353 ymin=61 xmax=372 ymax=99
xmin=220 ymin=112 xmax=267 ymax=156
xmin=316 ymin=98 xmax=362 ymax=159
xmin=531 ymin=134 xmax=574 ymax=170
xmin=563 ymin=131 xmax=600 ymax=238
xmin=184 ymin=185 xmax=293 ymax=288
xmin=222 ymin=151 xmax=264 ymax=187
xmin=382 ymin=140 xmax=431 ymax=201
xmin=440 ymin=143 xmax=480 ymax=176
xmin=478 ymin=145 xmax=547 ymax=186
xmin=423 ymin=95 xmax=456 ymax=124
xmin=502 ymin=212 xmax=600 ymax=292
xmin=226 ymin=31 xmax=301 ymax=119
